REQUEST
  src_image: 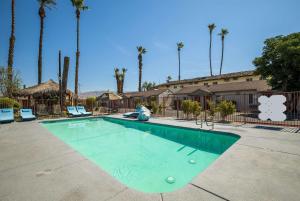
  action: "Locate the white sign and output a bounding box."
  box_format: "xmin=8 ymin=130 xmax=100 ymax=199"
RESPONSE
xmin=258 ymin=95 xmax=286 ymax=121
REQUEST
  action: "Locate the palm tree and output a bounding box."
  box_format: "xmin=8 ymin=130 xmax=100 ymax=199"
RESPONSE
xmin=70 ymin=0 xmax=88 ymax=105
xmin=208 ymin=23 xmax=216 ymax=77
xmin=114 ymin=68 xmax=127 ymax=94
xmin=114 ymin=68 xmax=121 ymax=94
xmin=142 ymin=81 xmax=156 ymax=91
xmin=177 ymin=42 xmax=184 ymax=81
xmin=120 ymin=68 xmax=127 ymax=94
xmin=166 ymin=75 xmax=172 ymax=83
xmin=37 ymin=0 xmax=56 ymax=84
xmin=137 ymin=46 xmax=147 ymax=92
xmin=7 ymin=0 xmax=15 ymax=97
xmin=218 ymin=28 xmax=229 ymax=75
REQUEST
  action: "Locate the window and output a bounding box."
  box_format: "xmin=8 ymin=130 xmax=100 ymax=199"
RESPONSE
xmin=213 ymin=82 xmax=218 ymax=85
xmin=204 ymin=83 xmax=209 ymax=86
xmin=233 ymin=77 xmax=238 ymax=80
xmin=246 ymin=78 xmax=253 ymax=82
xmin=249 ymin=94 xmax=254 ymax=104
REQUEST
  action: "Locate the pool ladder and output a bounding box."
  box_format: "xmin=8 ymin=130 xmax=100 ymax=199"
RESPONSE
xmin=196 ymin=115 xmax=214 ymax=130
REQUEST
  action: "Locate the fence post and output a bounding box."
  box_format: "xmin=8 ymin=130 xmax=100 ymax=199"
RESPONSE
xmin=176 ymin=96 xmax=179 ymax=119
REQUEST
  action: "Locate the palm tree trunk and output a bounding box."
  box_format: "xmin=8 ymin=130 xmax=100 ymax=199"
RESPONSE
xmin=74 ymin=10 xmax=80 ymax=105
xmin=121 ymin=78 xmax=125 ymax=94
xmin=58 ymin=50 xmax=62 ymax=112
xmin=178 ymin=50 xmax=181 ymax=81
xmin=38 ymin=7 xmax=45 ymax=84
xmin=209 ymin=32 xmax=213 ymax=76
xmin=62 ymin=57 xmax=70 ymax=110
xmin=7 ymin=0 xmax=15 ymax=97
xmin=219 ymin=38 xmax=224 ymax=75
xmin=138 ymin=55 xmax=142 ymax=92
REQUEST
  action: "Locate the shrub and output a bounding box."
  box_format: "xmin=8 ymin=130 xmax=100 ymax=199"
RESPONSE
xmin=217 ymin=100 xmax=236 ymax=121
xmin=0 ymin=97 xmax=21 ymax=110
xmin=150 ymin=101 xmax=159 ymax=114
xmin=181 ymin=100 xmax=193 ymax=119
xmin=207 ymin=100 xmax=217 ymax=117
xmin=192 ymin=101 xmax=201 ymax=118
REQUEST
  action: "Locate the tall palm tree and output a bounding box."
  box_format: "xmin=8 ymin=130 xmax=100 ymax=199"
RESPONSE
xmin=218 ymin=28 xmax=229 ymax=75
xmin=114 ymin=68 xmax=127 ymax=94
xmin=70 ymin=0 xmax=88 ymax=105
xmin=177 ymin=42 xmax=184 ymax=81
xmin=208 ymin=23 xmax=216 ymax=77
xmin=120 ymin=68 xmax=127 ymax=94
xmin=37 ymin=0 xmax=56 ymax=84
xmin=137 ymin=46 xmax=146 ymax=92
xmin=114 ymin=68 xmax=121 ymax=94
xmin=7 ymin=0 xmax=15 ymax=97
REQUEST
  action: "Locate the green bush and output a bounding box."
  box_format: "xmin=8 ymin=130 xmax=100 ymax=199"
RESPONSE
xmin=0 ymin=97 xmax=21 ymax=110
xmin=182 ymin=100 xmax=201 ymax=119
xmin=150 ymin=101 xmax=159 ymax=114
xmin=207 ymin=100 xmax=217 ymax=117
xmin=192 ymin=101 xmax=201 ymax=118
xmin=217 ymin=100 xmax=236 ymax=121
xmin=182 ymin=100 xmax=193 ymax=119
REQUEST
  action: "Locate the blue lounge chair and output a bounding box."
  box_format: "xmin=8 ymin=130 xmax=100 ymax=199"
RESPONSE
xmin=76 ymin=106 xmax=92 ymax=116
xmin=123 ymin=106 xmax=142 ymax=118
xmin=20 ymin=109 xmax=36 ymax=121
xmin=67 ymin=106 xmax=82 ymax=117
xmin=0 ymin=108 xmax=14 ymax=123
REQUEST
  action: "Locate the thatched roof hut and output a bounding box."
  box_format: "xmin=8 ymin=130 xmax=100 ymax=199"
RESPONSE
xmin=19 ymin=79 xmax=72 ymax=98
xmin=96 ymin=91 xmax=122 ymax=102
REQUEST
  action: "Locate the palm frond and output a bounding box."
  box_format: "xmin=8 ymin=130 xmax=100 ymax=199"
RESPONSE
xmin=70 ymin=0 xmax=88 ymax=11
xmin=219 ymin=28 xmax=229 ymax=37
xmin=208 ymin=23 xmax=216 ymax=31
xmin=177 ymin=42 xmax=184 ymax=49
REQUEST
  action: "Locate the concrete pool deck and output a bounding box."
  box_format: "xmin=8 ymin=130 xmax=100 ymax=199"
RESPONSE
xmin=0 ymin=116 xmax=299 ymax=201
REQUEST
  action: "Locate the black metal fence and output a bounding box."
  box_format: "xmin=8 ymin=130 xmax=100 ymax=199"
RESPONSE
xmin=114 ymin=91 xmax=300 ymax=127
xmin=1 ymin=91 xmax=299 ymax=127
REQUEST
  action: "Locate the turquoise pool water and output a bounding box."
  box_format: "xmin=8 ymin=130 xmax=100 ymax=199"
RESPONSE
xmin=42 ymin=117 xmax=239 ymax=193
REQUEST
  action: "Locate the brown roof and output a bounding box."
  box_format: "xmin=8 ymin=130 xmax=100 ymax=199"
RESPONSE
xmin=175 ymin=86 xmax=211 ymax=95
xmin=97 ymin=92 xmax=122 ymax=101
xmin=157 ymin=70 xmax=256 ymax=87
xmin=175 ymin=80 xmax=271 ymax=95
xmin=19 ymin=79 xmax=72 ymax=96
xmin=207 ymin=80 xmax=271 ymax=93
xmin=123 ymin=89 xmax=171 ymax=98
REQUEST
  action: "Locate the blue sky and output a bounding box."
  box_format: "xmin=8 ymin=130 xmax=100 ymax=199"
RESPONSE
xmin=0 ymin=0 xmax=299 ymax=92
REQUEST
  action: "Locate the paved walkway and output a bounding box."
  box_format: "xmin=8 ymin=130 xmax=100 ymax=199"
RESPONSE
xmin=0 ymin=116 xmax=299 ymax=201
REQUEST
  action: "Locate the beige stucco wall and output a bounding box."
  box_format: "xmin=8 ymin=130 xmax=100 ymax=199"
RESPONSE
xmin=158 ymin=75 xmax=261 ymax=90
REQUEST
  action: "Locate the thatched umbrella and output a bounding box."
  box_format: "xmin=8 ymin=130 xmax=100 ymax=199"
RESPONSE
xmin=19 ymin=79 xmax=72 ymax=98
xmin=96 ymin=91 xmax=122 ymax=109
xmin=18 ymin=79 xmax=73 ymax=112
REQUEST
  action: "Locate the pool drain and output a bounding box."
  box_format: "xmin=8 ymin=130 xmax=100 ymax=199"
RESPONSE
xmin=165 ymin=176 xmax=176 ymax=184
xmin=188 ymin=159 xmax=196 ymax=164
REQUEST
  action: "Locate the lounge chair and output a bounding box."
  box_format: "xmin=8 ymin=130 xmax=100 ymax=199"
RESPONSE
xmin=67 ymin=106 xmax=82 ymax=117
xmin=123 ymin=106 xmax=142 ymax=118
xmin=76 ymin=106 xmax=92 ymax=116
xmin=137 ymin=106 xmax=151 ymax=121
xmin=20 ymin=109 xmax=36 ymax=121
xmin=0 ymin=108 xmax=14 ymax=123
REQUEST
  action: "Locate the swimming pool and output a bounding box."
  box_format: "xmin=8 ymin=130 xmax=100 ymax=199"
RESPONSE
xmin=42 ymin=117 xmax=240 ymax=193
